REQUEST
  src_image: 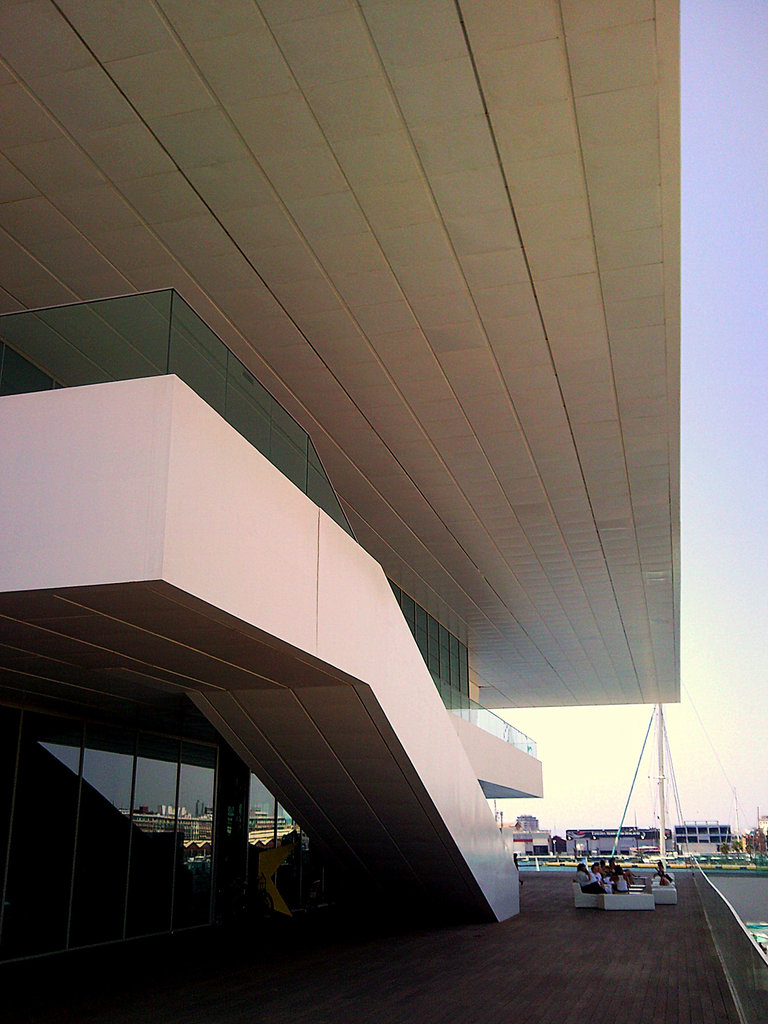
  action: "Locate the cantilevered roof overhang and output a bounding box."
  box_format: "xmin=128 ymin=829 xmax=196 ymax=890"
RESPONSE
xmin=0 ymin=0 xmax=679 ymax=709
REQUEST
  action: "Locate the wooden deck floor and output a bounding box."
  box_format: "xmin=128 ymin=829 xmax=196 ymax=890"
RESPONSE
xmin=3 ymin=872 xmax=740 ymax=1024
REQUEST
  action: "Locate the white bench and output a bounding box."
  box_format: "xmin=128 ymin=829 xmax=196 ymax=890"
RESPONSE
xmin=572 ymin=881 xmax=655 ymax=911
xmin=602 ymin=891 xmax=655 ymax=910
xmin=652 ymin=875 xmax=678 ymax=905
xmin=572 ymin=881 xmax=602 ymax=908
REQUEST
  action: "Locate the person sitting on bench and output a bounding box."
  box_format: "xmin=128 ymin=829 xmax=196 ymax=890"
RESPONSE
xmin=575 ymin=863 xmax=604 ymax=894
xmin=654 ymin=861 xmax=674 ymax=886
xmin=611 ymin=866 xmax=629 ymax=893
xmin=608 ymin=856 xmax=639 ymax=887
xmin=594 ymin=861 xmax=614 ymax=892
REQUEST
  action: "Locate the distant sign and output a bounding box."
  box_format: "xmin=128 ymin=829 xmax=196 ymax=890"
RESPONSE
xmin=566 ymin=828 xmax=672 ymax=840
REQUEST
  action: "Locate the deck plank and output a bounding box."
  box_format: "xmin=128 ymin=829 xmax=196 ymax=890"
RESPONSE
xmin=1 ymin=872 xmax=741 ymax=1024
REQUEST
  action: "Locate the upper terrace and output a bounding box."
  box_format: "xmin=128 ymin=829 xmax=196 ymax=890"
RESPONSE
xmin=0 ymin=292 xmax=535 ymax=758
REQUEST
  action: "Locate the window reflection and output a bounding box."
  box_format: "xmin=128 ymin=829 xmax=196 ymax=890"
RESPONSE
xmin=174 ymin=743 xmax=216 ymax=929
xmin=0 ymin=290 xmax=354 ymax=536
xmin=247 ymin=775 xmax=302 ymax=914
xmin=0 ymin=709 xmax=221 ymax=960
xmin=168 ymin=293 xmax=227 ymax=415
xmin=248 ymin=774 xmax=299 ymax=847
xmin=249 ymin=773 xmax=276 ymax=845
xmin=126 ymin=735 xmax=179 ymax=938
xmin=0 ymin=343 xmax=54 ymax=395
xmin=277 ymin=803 xmax=297 ymax=844
xmin=225 ymin=366 xmax=272 ymax=458
xmin=270 ymin=407 xmax=309 ymax=490
xmin=70 ymin=725 xmax=134 ymax=947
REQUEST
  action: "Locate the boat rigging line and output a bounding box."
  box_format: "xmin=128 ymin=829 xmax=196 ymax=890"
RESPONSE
xmin=683 ymin=682 xmax=750 ymax=837
xmin=611 ymin=709 xmax=655 ymax=857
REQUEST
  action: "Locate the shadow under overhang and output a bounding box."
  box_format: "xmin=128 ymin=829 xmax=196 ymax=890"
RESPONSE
xmin=0 ymin=580 xmax=501 ymax=919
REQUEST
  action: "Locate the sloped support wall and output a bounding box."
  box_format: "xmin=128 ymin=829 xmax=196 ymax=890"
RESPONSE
xmin=0 ymin=376 xmax=527 ymax=920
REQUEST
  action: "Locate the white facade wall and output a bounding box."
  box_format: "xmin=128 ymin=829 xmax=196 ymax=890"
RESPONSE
xmin=0 ymin=376 xmax=540 ymax=921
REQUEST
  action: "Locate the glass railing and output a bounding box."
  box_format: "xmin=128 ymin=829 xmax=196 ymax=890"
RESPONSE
xmin=693 ymin=863 xmax=768 ymax=1023
xmin=435 ymin=681 xmax=537 ymax=757
xmin=0 ymin=291 xmax=352 ymax=536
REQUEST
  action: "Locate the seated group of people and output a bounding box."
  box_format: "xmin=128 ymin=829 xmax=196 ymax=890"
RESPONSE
xmin=575 ymin=858 xmax=674 ymax=894
xmin=574 ymin=858 xmax=638 ymax=894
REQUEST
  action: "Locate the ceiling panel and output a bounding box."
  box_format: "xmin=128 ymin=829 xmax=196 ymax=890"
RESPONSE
xmin=0 ymin=0 xmax=679 ymax=710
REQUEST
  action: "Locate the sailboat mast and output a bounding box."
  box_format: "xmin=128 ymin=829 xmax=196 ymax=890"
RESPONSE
xmin=733 ymin=788 xmax=740 ymax=845
xmin=657 ymin=704 xmax=667 ymax=865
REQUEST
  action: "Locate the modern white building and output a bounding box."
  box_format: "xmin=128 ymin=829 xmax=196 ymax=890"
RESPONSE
xmin=0 ymin=0 xmax=679 ymax=961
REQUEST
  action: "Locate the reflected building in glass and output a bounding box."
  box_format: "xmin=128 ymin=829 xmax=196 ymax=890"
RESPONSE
xmin=0 ymin=697 xmax=300 ymax=958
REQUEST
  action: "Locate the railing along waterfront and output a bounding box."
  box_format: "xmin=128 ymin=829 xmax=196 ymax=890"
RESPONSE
xmin=693 ymin=861 xmax=768 ymax=1024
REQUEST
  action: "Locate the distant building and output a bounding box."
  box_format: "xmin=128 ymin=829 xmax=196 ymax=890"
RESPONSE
xmin=503 ymin=823 xmax=551 ymax=856
xmin=248 ymin=809 xmax=296 ymax=847
xmin=675 ymin=822 xmax=731 ymax=854
xmin=748 ymin=827 xmax=766 ymax=853
xmin=552 ymin=835 xmax=567 ymax=855
xmin=566 ymin=828 xmax=673 ymax=858
xmin=127 ymin=810 xmax=214 ymax=843
xmin=515 ymin=815 xmax=540 ymax=831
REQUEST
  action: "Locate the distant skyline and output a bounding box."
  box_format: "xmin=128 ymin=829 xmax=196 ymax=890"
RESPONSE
xmin=496 ymin=0 xmax=768 ymax=836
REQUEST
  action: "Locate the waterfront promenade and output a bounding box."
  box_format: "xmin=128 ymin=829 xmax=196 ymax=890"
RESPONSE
xmin=3 ymin=872 xmax=739 ymax=1023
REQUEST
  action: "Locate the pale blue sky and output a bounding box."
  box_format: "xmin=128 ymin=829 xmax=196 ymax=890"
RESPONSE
xmin=497 ymin=0 xmax=768 ymax=836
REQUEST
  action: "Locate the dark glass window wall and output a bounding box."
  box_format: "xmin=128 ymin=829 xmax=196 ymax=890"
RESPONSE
xmin=0 ymin=708 xmax=216 ymax=962
xmin=248 ymin=774 xmax=324 ymax=914
xmin=248 ymin=774 xmax=297 ymax=848
xmin=0 ymin=705 xmax=329 ymax=962
xmin=0 ymin=343 xmax=55 ymax=396
xmin=0 ymin=291 xmax=351 ymax=535
xmin=388 ymin=582 xmax=470 ymax=708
